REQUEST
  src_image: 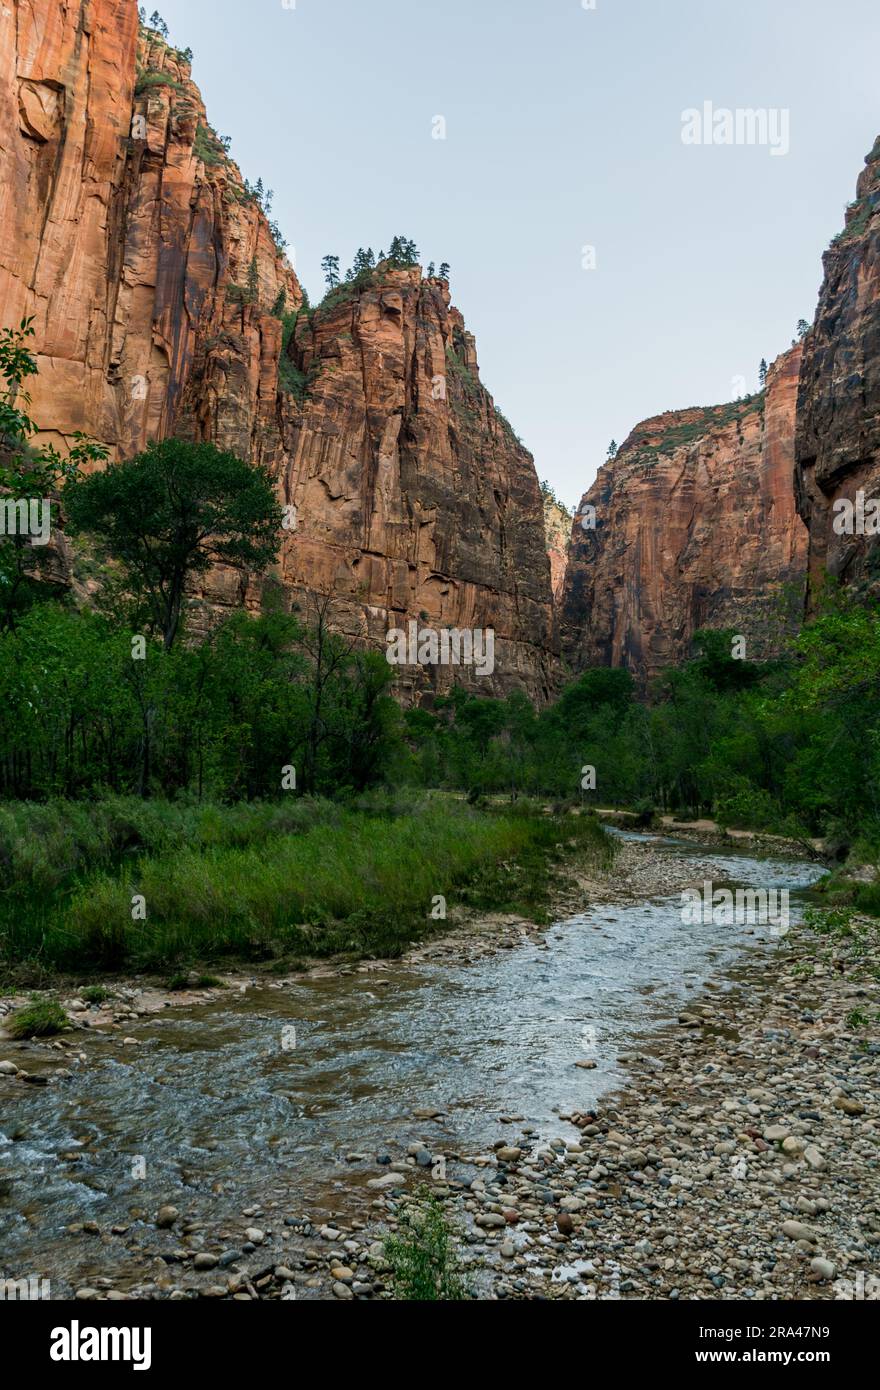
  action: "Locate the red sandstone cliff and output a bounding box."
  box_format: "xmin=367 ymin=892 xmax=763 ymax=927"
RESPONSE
xmin=0 ymin=1 xmax=299 ymax=462
xmin=795 ymin=136 xmax=880 ymax=604
xmin=561 ymin=347 xmax=808 ymax=681
xmin=271 ymin=267 xmax=556 ymax=701
xmin=541 ymin=488 xmax=573 ymax=603
xmin=0 ymin=1 xmax=555 ymax=700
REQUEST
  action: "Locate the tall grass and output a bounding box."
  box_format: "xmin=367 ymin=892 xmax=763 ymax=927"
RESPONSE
xmin=0 ymin=795 xmax=342 ymax=895
xmin=0 ymin=797 xmax=613 ymax=974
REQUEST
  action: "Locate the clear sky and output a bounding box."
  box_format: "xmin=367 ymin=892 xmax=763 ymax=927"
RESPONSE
xmin=154 ymin=0 xmax=879 ymax=510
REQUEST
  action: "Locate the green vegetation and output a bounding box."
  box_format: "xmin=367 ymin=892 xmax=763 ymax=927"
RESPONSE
xmin=308 ymin=238 xmax=446 ymax=311
xmin=8 ymin=998 xmax=69 ymax=1038
xmin=1 ymin=319 xmax=107 ymax=632
xmin=394 ymin=597 xmax=880 ymax=869
xmin=63 ymin=438 xmax=282 ymax=651
xmin=133 ymin=71 xmax=185 ymax=96
xmin=831 ymin=197 xmax=874 ymax=248
xmin=626 ymin=396 xmax=764 ymax=465
xmin=193 ymin=124 xmax=225 ymax=167
xmin=81 ymin=986 xmax=111 ymax=1004
xmin=0 ymin=798 xmax=613 ymax=975
xmin=383 ymin=1190 xmax=470 ymax=1300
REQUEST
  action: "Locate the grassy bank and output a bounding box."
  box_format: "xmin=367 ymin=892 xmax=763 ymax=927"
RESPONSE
xmin=0 ymin=794 xmax=614 ymax=979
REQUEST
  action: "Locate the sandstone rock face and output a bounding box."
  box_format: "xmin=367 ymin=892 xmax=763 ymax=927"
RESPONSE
xmin=0 ymin=2 xmax=299 ymax=463
xmin=561 ymin=347 xmax=808 ymax=682
xmin=0 ymin=2 xmax=555 ymax=700
xmin=277 ymin=269 xmax=556 ymax=701
xmin=541 ymin=490 xmax=573 ymax=603
xmin=795 ymin=136 xmax=880 ymax=604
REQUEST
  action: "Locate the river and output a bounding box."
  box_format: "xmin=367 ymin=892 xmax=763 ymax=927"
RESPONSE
xmin=0 ymin=831 xmax=827 ymax=1296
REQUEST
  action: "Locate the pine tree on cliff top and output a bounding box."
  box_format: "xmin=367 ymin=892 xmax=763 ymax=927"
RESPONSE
xmin=321 ymin=255 xmax=341 ymax=290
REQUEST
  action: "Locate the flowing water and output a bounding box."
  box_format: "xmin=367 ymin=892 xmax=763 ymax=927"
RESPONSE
xmin=0 ymin=833 xmax=826 ymax=1294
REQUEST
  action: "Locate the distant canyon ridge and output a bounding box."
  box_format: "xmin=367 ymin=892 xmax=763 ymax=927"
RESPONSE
xmin=1 ymin=0 xmax=878 ymax=697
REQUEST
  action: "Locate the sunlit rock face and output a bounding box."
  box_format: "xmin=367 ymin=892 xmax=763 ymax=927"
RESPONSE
xmin=0 ymin=1 xmax=556 ymax=700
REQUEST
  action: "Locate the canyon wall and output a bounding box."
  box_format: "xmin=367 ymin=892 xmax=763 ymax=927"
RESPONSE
xmin=560 ymin=347 xmax=808 ymax=682
xmin=0 ymin=0 xmax=299 ymax=465
xmin=274 ymin=269 xmax=557 ymax=702
xmin=0 ymin=0 xmax=556 ymax=700
xmin=541 ymin=490 xmax=573 ymax=603
xmin=795 ymin=137 xmax=880 ymax=604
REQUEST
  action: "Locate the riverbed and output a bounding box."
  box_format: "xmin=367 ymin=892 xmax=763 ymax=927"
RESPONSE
xmin=0 ymin=832 xmax=831 ymax=1298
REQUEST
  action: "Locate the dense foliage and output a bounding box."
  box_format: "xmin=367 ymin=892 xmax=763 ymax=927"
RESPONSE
xmin=394 ymin=603 xmax=880 ymax=856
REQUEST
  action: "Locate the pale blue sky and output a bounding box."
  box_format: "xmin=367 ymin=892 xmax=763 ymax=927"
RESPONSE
xmin=155 ymin=0 xmax=879 ymax=509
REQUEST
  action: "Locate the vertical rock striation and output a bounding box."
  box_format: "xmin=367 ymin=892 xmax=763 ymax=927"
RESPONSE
xmin=560 ymin=347 xmax=808 ymax=682
xmin=0 ymin=1 xmax=555 ymax=698
xmin=276 ymin=269 xmax=556 ymax=701
xmin=795 ymin=136 xmax=880 ymax=604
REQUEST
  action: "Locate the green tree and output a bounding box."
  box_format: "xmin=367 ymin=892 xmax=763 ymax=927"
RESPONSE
xmin=347 ymin=247 xmax=375 ymax=280
xmin=0 ymin=318 xmax=107 ymax=631
xmin=63 ymin=439 xmax=281 ymax=651
xmin=321 ymin=254 xmax=341 ymax=290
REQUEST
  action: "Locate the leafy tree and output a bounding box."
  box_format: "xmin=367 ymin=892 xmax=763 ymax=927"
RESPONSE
xmin=438 ymin=262 xmax=450 ymax=281
xmin=0 ymin=319 xmax=107 ymax=630
xmin=246 ymin=255 xmax=259 ymax=304
xmin=63 ymin=439 xmax=282 ymax=651
xmin=606 ymin=440 xmax=618 ymax=460
xmin=759 ymin=358 xmax=768 ymax=386
xmin=797 ymin=319 xmax=810 ymax=339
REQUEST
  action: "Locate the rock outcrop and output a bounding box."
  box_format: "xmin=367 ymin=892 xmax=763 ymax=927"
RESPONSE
xmin=541 ymin=488 xmax=573 ymax=603
xmin=561 ymin=347 xmax=808 ymax=681
xmin=0 ymin=2 xmax=299 ymax=463
xmin=275 ymin=269 xmax=556 ymax=701
xmin=795 ymin=136 xmax=880 ymax=605
xmin=0 ymin=1 xmax=555 ymax=700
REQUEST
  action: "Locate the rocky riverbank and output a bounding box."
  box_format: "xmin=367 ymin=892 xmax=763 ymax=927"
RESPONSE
xmin=338 ymin=895 xmax=879 ymax=1302
xmin=2 ymin=835 xmax=876 ymax=1302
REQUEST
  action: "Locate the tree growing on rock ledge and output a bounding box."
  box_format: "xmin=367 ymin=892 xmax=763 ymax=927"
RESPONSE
xmin=321 ymin=254 xmax=341 ymax=291
xmin=63 ymin=440 xmax=282 ymax=651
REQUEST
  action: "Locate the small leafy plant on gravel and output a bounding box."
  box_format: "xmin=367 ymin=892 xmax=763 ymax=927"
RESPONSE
xmin=803 ymin=905 xmax=857 ymax=937
xmin=383 ymin=1190 xmax=470 ymax=1301
xmin=81 ymin=986 xmax=111 ymax=1004
xmin=846 ymin=1008 xmax=871 ymax=1032
xmin=165 ymin=973 xmax=225 ymax=991
xmin=8 ymin=998 xmax=70 ymax=1039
